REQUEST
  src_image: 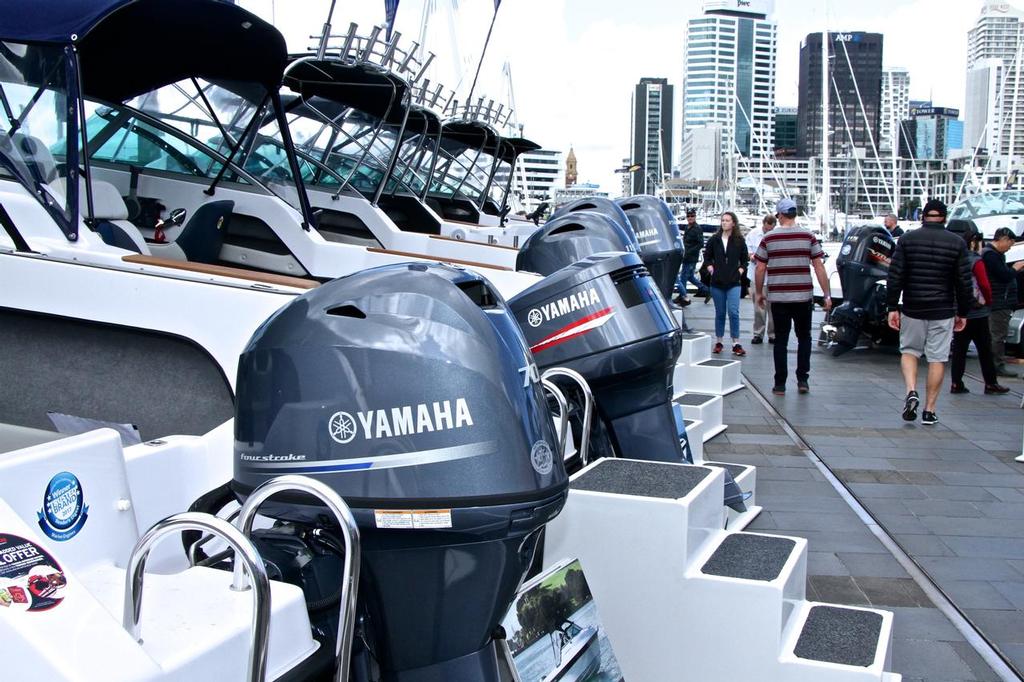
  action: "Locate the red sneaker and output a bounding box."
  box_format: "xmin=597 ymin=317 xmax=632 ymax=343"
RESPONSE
xmin=712 ymin=342 xmax=724 ymax=354
xmin=732 ymin=344 xmax=746 ymax=357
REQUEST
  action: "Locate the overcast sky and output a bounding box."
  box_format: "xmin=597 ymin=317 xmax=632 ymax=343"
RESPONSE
xmin=239 ymin=0 xmax=986 ymax=194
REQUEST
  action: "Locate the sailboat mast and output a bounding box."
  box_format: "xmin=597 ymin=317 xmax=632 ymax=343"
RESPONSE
xmin=821 ymin=29 xmax=831 ymax=232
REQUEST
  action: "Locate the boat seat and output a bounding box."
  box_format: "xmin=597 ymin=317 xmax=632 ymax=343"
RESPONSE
xmin=51 ymin=177 xmax=151 ymax=255
xmin=0 ymin=132 xmax=58 ymax=182
xmin=174 ymin=200 xmax=233 ymax=265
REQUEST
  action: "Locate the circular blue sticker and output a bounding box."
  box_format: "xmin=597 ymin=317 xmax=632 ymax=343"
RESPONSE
xmin=36 ymin=472 xmax=88 ymax=542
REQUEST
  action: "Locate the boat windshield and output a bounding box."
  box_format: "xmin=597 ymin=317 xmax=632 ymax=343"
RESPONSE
xmin=950 ymin=191 xmax=1024 ymax=220
xmin=287 ymin=103 xmax=399 ymax=198
xmin=129 ymin=80 xmax=303 ymax=208
xmin=0 ymin=41 xmax=76 ymax=230
xmin=432 ymin=142 xmax=499 ymax=206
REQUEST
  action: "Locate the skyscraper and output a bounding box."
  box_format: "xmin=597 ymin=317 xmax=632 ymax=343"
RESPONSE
xmin=899 ymin=107 xmax=964 ymax=159
xmin=681 ymin=0 xmax=778 ymax=165
xmin=773 ymin=106 xmax=798 ymax=157
xmin=630 ymin=77 xmax=673 ymax=195
xmin=797 ymin=32 xmax=883 ymax=158
xmin=964 ymin=0 xmax=1024 ymax=160
xmin=880 ymin=67 xmax=910 ymax=153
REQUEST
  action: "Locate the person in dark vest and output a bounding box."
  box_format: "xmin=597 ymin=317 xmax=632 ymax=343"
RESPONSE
xmin=947 ymin=221 xmax=1008 ymax=394
xmin=983 ymin=227 xmax=1024 ymax=378
xmin=885 ymin=199 xmax=973 ymax=425
xmin=676 ymin=208 xmax=709 ymax=305
xmin=703 ymin=211 xmax=749 ymax=357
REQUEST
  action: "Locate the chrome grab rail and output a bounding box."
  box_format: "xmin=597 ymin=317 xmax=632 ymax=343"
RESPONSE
xmin=123 ymin=512 xmax=271 ymax=682
xmin=541 ymin=378 xmax=569 ymax=460
xmin=541 ymin=368 xmax=595 ymax=466
xmin=233 ymin=476 xmax=361 ymax=682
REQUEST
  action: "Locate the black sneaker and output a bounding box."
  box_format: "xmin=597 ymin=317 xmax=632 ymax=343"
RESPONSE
xmin=772 ymin=385 xmax=786 ymax=395
xmin=921 ymin=410 xmax=938 ymax=425
xmin=902 ymin=391 xmax=919 ymax=421
xmin=704 ymin=292 xmax=713 ymax=304
xmin=950 ymin=383 xmax=970 ymax=394
xmin=751 ymin=335 xmax=764 ymax=344
xmin=680 ymin=298 xmax=692 ymax=307
xmin=797 ymin=381 xmax=809 ymax=394
xmin=767 ymin=337 xmax=776 ymax=344
xmin=985 ymin=383 xmax=1010 ymax=395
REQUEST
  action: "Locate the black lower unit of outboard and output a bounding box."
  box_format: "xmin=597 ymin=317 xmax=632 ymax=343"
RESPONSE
xmin=224 ymin=263 xmax=567 ymax=682
xmin=616 ymin=195 xmax=684 ymax=301
xmin=509 ymin=252 xmax=684 ymax=463
xmin=827 ymin=224 xmax=895 ymax=355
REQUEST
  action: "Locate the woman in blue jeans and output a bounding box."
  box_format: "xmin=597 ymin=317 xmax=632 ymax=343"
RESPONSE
xmin=702 ymin=212 xmax=749 ymax=356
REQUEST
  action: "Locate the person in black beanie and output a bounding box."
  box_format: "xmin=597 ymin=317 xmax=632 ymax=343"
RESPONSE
xmin=886 ymin=199 xmax=973 ymax=425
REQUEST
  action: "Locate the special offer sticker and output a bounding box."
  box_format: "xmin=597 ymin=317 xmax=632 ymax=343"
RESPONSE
xmin=0 ymin=533 xmax=68 ymax=612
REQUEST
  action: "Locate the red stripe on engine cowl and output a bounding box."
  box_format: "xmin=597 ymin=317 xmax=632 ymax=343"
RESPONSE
xmin=530 ymin=307 xmax=614 ymax=354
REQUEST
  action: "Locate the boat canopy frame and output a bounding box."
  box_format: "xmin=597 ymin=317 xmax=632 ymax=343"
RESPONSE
xmin=0 ymin=0 xmax=317 ymax=239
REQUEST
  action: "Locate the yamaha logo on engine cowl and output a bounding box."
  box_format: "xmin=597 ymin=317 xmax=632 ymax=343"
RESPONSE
xmin=527 ymin=288 xmax=602 ymax=327
xmin=635 ymin=227 xmax=659 ymax=245
xmin=329 ymin=399 xmax=475 ymax=444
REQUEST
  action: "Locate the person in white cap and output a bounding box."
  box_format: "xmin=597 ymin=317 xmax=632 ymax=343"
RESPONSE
xmin=753 ymin=198 xmax=832 ymax=395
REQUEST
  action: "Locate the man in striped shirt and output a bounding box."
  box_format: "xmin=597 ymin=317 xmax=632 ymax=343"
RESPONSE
xmin=753 ymin=198 xmax=832 ymax=395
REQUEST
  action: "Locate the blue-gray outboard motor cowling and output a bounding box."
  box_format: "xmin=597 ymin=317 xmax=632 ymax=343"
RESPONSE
xmin=509 ymin=252 xmax=683 ymax=463
xmin=828 ymin=225 xmax=895 ymax=353
xmin=516 ymin=210 xmax=636 ymax=276
xmin=233 ymin=263 xmax=567 ymax=682
xmin=548 ymin=197 xmax=638 ymax=248
xmin=616 ymin=195 xmax=684 ymax=300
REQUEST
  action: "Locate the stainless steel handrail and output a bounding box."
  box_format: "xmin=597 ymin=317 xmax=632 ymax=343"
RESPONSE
xmin=233 ymin=476 xmax=361 ymax=682
xmin=123 ymin=512 xmax=271 ymax=682
xmin=541 ymin=378 xmax=569 ymax=460
xmin=541 ymin=368 xmax=595 ymax=466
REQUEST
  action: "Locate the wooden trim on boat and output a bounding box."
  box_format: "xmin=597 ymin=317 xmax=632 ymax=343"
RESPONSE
xmin=122 ymin=254 xmax=319 ymax=289
xmin=428 ymin=234 xmax=519 ymax=251
xmin=365 ymin=248 xmax=513 ymax=271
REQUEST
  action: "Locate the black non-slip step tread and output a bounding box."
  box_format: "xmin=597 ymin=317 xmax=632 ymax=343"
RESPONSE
xmin=697 ymin=359 xmax=738 ymax=368
xmin=705 ymin=461 xmax=749 ymax=478
xmin=794 ymin=605 xmax=883 ymax=668
xmin=684 ymin=419 xmax=698 ymax=428
xmin=572 ymin=458 xmax=711 ymax=499
xmin=674 ymin=393 xmax=719 ymax=406
xmin=701 ymin=533 xmax=796 ymax=581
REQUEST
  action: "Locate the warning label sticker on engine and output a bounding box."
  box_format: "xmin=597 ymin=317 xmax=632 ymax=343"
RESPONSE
xmin=374 ymin=509 xmax=453 ymax=530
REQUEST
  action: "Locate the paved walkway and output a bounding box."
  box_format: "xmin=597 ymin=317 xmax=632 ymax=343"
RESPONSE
xmin=683 ymin=295 xmax=1024 ymax=681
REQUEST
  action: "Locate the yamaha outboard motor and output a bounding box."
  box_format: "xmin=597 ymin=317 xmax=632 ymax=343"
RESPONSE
xmin=828 ymin=224 xmax=895 ymax=354
xmin=548 ymin=197 xmax=639 ymax=248
xmin=232 ymin=263 xmax=568 ymax=682
xmin=516 ymin=210 xmax=636 ymax=276
xmin=616 ymin=195 xmax=684 ymax=300
xmin=509 ymin=252 xmax=683 ymax=463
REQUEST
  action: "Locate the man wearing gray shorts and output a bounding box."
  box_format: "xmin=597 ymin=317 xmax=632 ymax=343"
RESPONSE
xmin=886 ymin=200 xmax=973 ymax=425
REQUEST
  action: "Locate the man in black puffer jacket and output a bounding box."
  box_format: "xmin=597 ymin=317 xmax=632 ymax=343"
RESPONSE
xmin=886 ymin=199 xmax=972 ymax=426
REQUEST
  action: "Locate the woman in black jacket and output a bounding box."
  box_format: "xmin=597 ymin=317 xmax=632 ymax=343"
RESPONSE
xmin=703 ymin=211 xmax=749 ymax=356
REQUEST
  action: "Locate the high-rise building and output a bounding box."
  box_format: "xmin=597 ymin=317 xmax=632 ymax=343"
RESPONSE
xmin=679 ymin=124 xmax=722 ymax=181
xmin=797 ymin=32 xmax=883 ymax=158
xmin=682 ymin=0 xmax=778 ymax=162
xmin=512 ymin=149 xmax=564 ymax=209
xmin=880 ymin=67 xmax=910 ymax=152
xmin=773 ymin=106 xmax=798 ymax=157
xmin=630 ymin=77 xmax=674 ymax=195
xmin=964 ymin=1 xmax=1024 ymax=161
xmin=899 ymin=107 xmax=964 ymax=159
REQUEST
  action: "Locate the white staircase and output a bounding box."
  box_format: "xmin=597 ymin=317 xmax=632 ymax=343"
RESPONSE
xmin=673 ymin=331 xmax=744 ymax=396
xmin=674 ymin=391 xmax=726 ymax=441
xmin=544 ymin=459 xmax=899 ymax=682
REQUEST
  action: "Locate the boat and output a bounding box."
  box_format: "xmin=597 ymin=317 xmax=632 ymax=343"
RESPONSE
xmin=540 ymin=620 xmax=601 ymax=682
